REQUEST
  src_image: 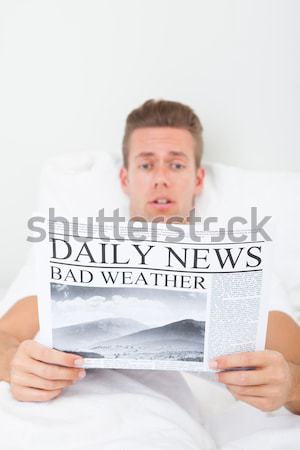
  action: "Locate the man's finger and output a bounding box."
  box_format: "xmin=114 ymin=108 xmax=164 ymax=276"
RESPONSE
xmin=22 ymin=340 xmax=84 ymax=367
xmin=211 ymin=350 xmax=279 ymax=370
xmin=11 ymin=385 xmax=62 ymax=402
xmin=227 ymin=384 xmax=278 ymax=398
xmin=24 ymin=356 xmax=86 ymax=381
xmin=217 ymin=368 xmax=268 ymax=386
xmin=12 ymin=371 xmax=75 ymax=391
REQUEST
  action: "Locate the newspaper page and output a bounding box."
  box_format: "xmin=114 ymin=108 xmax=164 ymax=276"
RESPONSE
xmin=36 ymin=220 xmax=270 ymax=372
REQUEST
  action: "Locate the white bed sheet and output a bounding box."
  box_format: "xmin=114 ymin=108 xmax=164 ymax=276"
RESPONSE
xmin=184 ymin=373 xmax=300 ymax=450
xmin=1 ymin=368 xmax=300 ymax=450
xmin=0 ymin=368 xmax=215 ymax=450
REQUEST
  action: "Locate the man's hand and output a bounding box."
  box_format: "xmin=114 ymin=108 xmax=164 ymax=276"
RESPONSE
xmin=9 ymin=340 xmax=86 ymax=402
xmin=211 ymin=350 xmax=300 ymax=412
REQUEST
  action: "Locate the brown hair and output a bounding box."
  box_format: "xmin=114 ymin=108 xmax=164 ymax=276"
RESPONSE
xmin=122 ymin=99 xmax=203 ymax=168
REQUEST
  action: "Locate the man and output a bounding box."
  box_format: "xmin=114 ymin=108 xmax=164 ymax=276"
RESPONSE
xmin=0 ymin=99 xmax=300 ymax=415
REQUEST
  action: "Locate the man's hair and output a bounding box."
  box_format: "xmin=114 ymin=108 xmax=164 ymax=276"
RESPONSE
xmin=122 ymin=99 xmax=203 ymax=168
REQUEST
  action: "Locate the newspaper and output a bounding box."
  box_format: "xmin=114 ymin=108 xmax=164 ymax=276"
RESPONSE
xmin=36 ymin=221 xmax=270 ymax=372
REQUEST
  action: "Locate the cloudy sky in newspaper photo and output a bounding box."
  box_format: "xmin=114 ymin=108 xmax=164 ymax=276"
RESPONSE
xmin=51 ymin=283 xmax=207 ymax=328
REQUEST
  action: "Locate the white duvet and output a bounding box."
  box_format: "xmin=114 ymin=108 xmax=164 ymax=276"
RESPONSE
xmin=1 ymin=368 xmax=300 ymax=450
xmin=0 ymin=369 xmax=215 ymax=450
xmin=208 ymin=403 xmax=300 ymax=450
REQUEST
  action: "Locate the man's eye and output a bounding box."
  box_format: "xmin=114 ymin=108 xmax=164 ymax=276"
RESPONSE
xmin=139 ymin=163 xmax=153 ymax=170
xmin=170 ymin=163 xmax=185 ymax=170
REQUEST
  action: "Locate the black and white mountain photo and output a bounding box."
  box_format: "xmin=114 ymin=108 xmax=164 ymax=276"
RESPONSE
xmin=51 ymin=283 xmax=206 ymax=362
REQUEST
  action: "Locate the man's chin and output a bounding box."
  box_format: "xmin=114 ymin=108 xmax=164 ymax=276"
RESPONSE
xmin=142 ymin=207 xmax=188 ymax=223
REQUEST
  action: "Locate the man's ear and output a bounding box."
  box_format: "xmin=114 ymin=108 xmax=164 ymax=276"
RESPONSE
xmin=119 ymin=166 xmax=130 ymax=195
xmin=194 ymin=167 xmax=205 ymax=196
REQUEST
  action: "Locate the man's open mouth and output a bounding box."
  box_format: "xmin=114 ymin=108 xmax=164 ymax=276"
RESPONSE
xmin=148 ymin=197 xmax=175 ymax=208
xmin=153 ymin=198 xmax=171 ymax=204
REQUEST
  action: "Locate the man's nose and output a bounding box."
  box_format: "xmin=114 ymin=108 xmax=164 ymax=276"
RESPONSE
xmin=152 ymin=166 xmax=170 ymax=189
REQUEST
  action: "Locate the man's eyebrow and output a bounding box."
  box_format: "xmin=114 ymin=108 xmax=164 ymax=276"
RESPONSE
xmin=167 ymin=151 xmax=188 ymax=160
xmin=135 ymin=151 xmax=189 ymax=159
xmin=135 ymin=152 xmax=155 ymax=159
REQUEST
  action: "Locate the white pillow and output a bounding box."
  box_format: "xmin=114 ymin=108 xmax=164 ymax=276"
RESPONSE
xmin=197 ymin=163 xmax=300 ymax=315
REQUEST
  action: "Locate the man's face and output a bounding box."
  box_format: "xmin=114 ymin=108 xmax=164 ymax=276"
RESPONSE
xmin=119 ymin=127 xmax=205 ymax=220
